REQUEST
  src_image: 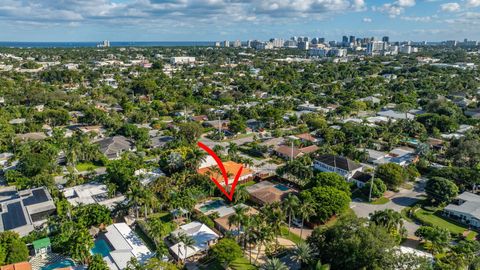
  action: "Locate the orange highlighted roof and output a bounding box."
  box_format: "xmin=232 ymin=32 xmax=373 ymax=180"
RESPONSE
xmin=198 ymin=161 xmax=253 ymax=182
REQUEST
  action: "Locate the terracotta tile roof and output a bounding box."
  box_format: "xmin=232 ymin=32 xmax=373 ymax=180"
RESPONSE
xmin=274 ymin=145 xmax=303 ymax=159
xmin=197 ymin=161 xmax=253 ymax=181
xmin=299 ymin=145 xmax=319 ymax=154
xmin=1 ymin=262 xmax=32 ymax=270
xmin=295 ymin=133 xmax=317 ymax=142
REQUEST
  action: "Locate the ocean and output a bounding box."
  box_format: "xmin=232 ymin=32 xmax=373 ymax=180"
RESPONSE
xmin=0 ymin=41 xmax=215 ymax=48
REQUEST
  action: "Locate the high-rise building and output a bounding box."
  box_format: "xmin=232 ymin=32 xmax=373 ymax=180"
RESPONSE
xmin=270 ymin=38 xmax=285 ymax=48
xmin=284 ymin=40 xmax=297 ymax=48
xmin=298 ymin=41 xmax=310 ymax=50
xmin=382 ymin=36 xmax=390 ymax=43
xmin=367 ymin=41 xmax=385 ymax=55
xmin=222 ymin=40 xmax=230 ymax=47
xmin=342 ymin=36 xmax=349 ymax=44
xmin=233 ymin=40 xmax=241 ymax=48
xmin=349 ymin=36 xmax=355 ymax=44
xmin=318 ymin=38 xmax=325 ymax=44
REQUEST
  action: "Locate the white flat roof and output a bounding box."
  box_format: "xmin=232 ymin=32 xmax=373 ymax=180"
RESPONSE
xmin=104 ymin=223 xmax=154 ymax=269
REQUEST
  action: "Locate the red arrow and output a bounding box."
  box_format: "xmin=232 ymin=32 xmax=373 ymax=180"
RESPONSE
xmin=197 ymin=141 xmax=243 ymax=201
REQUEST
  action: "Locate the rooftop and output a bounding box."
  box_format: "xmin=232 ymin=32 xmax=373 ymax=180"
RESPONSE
xmin=314 ymin=154 xmax=362 ymax=172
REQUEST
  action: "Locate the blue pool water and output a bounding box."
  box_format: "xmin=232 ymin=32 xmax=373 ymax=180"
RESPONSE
xmin=91 ymin=239 xmax=111 ymax=257
xmin=199 ymin=200 xmax=224 ymax=213
xmin=275 ymin=184 xmax=290 ymax=191
xmin=41 ymin=260 xmax=75 ymax=270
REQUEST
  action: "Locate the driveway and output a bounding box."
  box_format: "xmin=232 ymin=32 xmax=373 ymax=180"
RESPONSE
xmin=350 ymin=179 xmax=426 ymax=236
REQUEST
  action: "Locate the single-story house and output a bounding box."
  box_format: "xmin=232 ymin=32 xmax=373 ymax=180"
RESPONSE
xmin=102 ymin=223 xmax=155 ymax=270
xmin=0 ymin=187 xmax=56 ymax=236
xmin=214 ymin=206 xmax=258 ymax=235
xmin=313 ymin=154 xmax=363 ymax=179
xmin=377 ymin=110 xmax=414 ymax=120
xmin=197 ymin=161 xmax=254 ymax=186
xmin=96 ymin=136 xmax=135 ymax=160
xmin=169 ymin=221 xmax=219 ymax=261
xmin=444 ymin=192 xmax=480 ymax=229
xmin=274 ymin=145 xmax=319 ymax=160
xmin=246 ymin=181 xmax=296 ymax=205
xmin=62 ymin=182 xmax=125 ymax=210
xmin=294 ymin=133 xmax=318 ymax=143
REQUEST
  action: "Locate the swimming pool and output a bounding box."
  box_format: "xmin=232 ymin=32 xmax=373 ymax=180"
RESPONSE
xmin=275 ymin=184 xmax=290 ymax=191
xmin=199 ymin=200 xmax=224 ymax=213
xmin=41 ymin=259 xmax=75 ymax=270
xmin=91 ymin=239 xmax=111 ymax=257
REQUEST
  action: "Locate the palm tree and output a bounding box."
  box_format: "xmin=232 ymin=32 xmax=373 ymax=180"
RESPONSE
xmin=299 ymin=198 xmax=316 ymax=239
xmin=369 ymin=209 xmax=405 ymax=238
xmin=179 ymin=233 xmax=196 ymax=263
xmin=253 ymin=219 xmax=275 ymax=265
xmin=228 ymin=205 xmax=247 ymax=242
xmin=228 ymin=142 xmax=239 ymax=158
xmin=283 ymin=194 xmax=300 ymax=236
xmin=234 ymin=185 xmax=250 ymax=203
xmin=261 ymin=258 xmax=288 ymax=270
xmin=291 ymin=242 xmax=316 ymax=268
xmin=127 ymin=183 xmax=144 ymax=219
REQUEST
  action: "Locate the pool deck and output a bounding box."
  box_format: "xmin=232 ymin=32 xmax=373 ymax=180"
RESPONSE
xmin=29 ymin=253 xmax=73 ymax=270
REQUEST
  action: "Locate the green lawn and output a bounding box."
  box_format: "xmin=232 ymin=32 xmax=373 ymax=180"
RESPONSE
xmin=75 ymin=162 xmax=101 ymax=172
xmin=280 ymin=226 xmax=304 ymax=245
xmin=202 ymin=257 xmax=257 ymax=270
xmin=230 ymin=257 xmax=257 ymax=270
xmin=414 ymin=208 xmax=478 ymax=238
xmin=239 ymin=181 xmax=256 ymax=188
xmin=371 ymin=197 xmax=390 ymax=205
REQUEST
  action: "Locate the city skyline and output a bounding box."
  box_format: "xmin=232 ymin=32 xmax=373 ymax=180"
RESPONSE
xmin=1 ymin=0 xmax=480 ymax=42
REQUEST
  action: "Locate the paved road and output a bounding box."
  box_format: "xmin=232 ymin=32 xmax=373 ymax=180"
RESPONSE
xmin=198 ymin=133 xmax=255 ymax=149
xmin=350 ymin=179 xmax=426 ymax=236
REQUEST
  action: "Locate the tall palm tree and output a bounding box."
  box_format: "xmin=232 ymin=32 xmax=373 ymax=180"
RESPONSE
xmin=127 ymin=183 xmax=144 ymax=219
xmin=261 ymin=258 xmax=288 ymax=270
xmin=228 ymin=205 xmax=247 ymax=242
xmin=299 ymin=198 xmax=316 ymax=239
xmin=291 ymin=242 xmax=316 ymax=268
xmin=253 ymin=219 xmax=275 ymax=265
xmin=283 ymin=194 xmax=300 ymax=236
xmin=179 ymin=233 xmax=196 ymax=263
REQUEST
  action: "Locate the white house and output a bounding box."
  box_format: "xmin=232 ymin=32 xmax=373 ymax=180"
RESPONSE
xmin=444 ymin=192 xmax=480 ymax=229
xmin=169 ymin=221 xmax=219 ymax=261
xmin=62 ymin=183 xmax=125 ymax=210
xmin=313 ymin=154 xmax=363 ymax=180
xmin=102 ymin=223 xmax=155 ymax=270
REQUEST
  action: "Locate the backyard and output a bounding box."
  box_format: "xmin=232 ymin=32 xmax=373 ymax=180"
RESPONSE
xmin=414 ymin=208 xmax=478 ymax=240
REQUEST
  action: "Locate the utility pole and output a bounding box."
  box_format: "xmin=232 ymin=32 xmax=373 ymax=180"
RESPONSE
xmin=218 ymin=117 xmax=222 ymax=140
xmin=291 ymin=141 xmax=294 ymax=161
xmin=369 ymin=169 xmax=375 ymax=202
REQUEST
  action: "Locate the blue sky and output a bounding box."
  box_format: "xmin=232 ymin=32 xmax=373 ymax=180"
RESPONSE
xmin=0 ymin=0 xmax=480 ymax=42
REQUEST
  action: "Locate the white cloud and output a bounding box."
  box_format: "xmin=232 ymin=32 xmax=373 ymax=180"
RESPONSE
xmin=0 ymin=0 xmax=370 ymax=26
xmin=362 ymin=17 xmax=372 ymax=22
xmin=440 ymin=2 xmax=460 ymax=12
xmin=401 ymin=16 xmax=431 ymax=22
xmin=466 ymin=0 xmax=480 ymax=7
xmin=397 ymin=0 xmax=415 ymax=7
xmin=374 ymin=0 xmax=416 ymax=17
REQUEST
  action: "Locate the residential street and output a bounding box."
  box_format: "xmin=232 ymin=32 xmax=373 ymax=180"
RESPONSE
xmin=350 ymin=179 xmax=426 ymax=236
